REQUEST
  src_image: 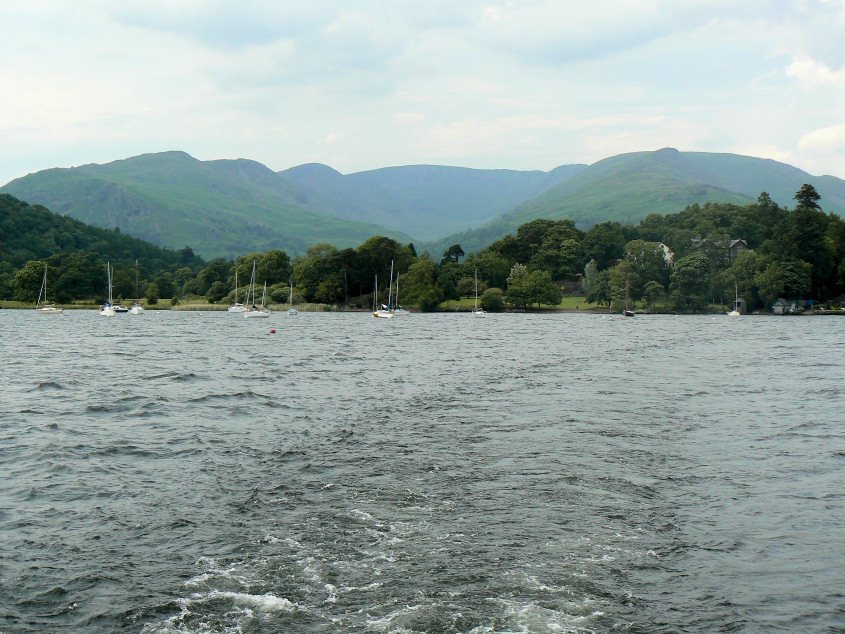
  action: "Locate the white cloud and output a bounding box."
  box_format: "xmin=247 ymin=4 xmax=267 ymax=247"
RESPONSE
xmin=798 ymin=124 xmax=845 ymax=152
xmin=1 ymin=0 xmax=845 ymax=183
xmin=785 ymin=57 xmax=845 ymax=88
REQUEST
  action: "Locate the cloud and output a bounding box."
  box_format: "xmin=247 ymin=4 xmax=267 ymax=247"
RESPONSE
xmin=798 ymin=124 xmax=845 ymax=153
xmin=785 ymin=57 xmax=845 ymax=88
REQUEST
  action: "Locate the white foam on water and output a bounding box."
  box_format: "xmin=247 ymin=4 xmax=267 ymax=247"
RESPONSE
xmin=200 ymin=590 xmax=300 ymax=613
xmin=349 ymin=508 xmax=375 ymax=522
xmin=365 ymin=603 xmax=424 ymax=632
xmin=490 ymin=597 xmax=606 ymax=634
xmin=341 ymin=581 xmax=383 ymax=592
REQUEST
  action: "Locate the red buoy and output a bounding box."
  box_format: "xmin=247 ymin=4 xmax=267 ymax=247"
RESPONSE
xmin=270 ymin=329 xmax=276 ymax=333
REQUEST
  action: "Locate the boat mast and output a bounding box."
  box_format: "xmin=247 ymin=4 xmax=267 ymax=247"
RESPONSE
xmin=135 ymin=260 xmax=140 ymax=304
xmin=38 ymin=263 xmax=47 ymax=307
xmin=388 ymin=260 xmax=394 ymax=308
xmin=474 ymin=269 xmax=478 ymax=310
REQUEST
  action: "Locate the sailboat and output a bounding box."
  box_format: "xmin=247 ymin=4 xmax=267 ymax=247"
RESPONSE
xmin=471 ymin=269 xmax=486 ymax=317
xmin=392 ymin=271 xmax=409 ymax=316
xmin=286 ymin=278 xmax=298 ymax=316
xmin=244 ymin=261 xmax=270 ymax=319
xmin=129 ymin=260 xmax=144 ymax=314
xmin=34 ymin=262 xmax=63 ymax=315
xmin=100 ymin=262 xmax=115 ymax=316
xmin=228 ymin=267 xmax=247 ymax=312
xmin=623 ymin=277 xmax=635 ymax=317
xmin=374 ymin=261 xmax=398 ymax=318
xmin=728 ymin=281 xmax=741 ymax=317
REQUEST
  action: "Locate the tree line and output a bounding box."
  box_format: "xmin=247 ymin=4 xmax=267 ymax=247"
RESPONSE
xmin=3 ymin=185 xmax=844 ymax=311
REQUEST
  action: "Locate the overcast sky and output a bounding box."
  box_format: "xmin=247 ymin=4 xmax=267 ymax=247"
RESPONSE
xmin=2 ymin=0 xmax=844 ymax=185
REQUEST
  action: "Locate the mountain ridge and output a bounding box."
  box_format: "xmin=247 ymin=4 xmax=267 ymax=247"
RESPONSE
xmin=4 ymin=148 xmax=843 ymax=259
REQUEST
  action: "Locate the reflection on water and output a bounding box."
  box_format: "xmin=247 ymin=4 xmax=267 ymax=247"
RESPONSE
xmin=1 ymin=310 xmax=843 ymax=632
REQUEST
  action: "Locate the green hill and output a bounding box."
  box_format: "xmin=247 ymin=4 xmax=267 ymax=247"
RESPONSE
xmin=421 ymin=148 xmax=845 ymax=255
xmin=1 ymin=152 xmax=411 ymax=259
xmin=279 ymin=163 xmax=584 ymax=240
xmin=0 ymin=192 xmax=203 ymax=272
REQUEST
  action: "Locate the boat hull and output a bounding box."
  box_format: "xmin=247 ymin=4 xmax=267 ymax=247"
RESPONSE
xmin=35 ymin=306 xmax=64 ymax=315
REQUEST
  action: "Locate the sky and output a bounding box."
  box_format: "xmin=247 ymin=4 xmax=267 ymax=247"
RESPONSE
xmin=2 ymin=0 xmax=845 ymax=185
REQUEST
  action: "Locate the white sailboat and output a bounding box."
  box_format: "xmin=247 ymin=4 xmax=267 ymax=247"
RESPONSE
xmin=392 ymin=271 xmax=409 ymax=317
xmin=129 ymin=260 xmax=144 ymax=314
xmin=471 ymin=269 xmax=486 ymax=317
xmin=244 ymin=261 xmax=270 ymax=319
xmin=286 ymin=278 xmax=298 ymax=316
xmin=100 ymin=262 xmax=115 ymax=316
xmin=374 ymin=261 xmax=397 ymax=318
xmin=728 ymin=281 xmax=741 ymax=317
xmin=623 ymin=277 xmax=635 ymax=317
xmin=228 ymin=267 xmax=247 ymax=312
xmin=34 ymin=262 xmax=63 ymax=315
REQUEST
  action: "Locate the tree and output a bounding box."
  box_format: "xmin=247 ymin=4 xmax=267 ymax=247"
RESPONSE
xmin=256 ymin=250 xmax=291 ymax=286
xmin=504 ymin=263 xmax=531 ymax=308
xmin=441 ymin=244 xmax=465 ymax=265
xmin=196 ymin=258 xmax=231 ymax=295
xmin=354 ymin=236 xmax=410 ymax=294
xmin=146 ymin=282 xmax=160 ymax=305
xmin=582 ymin=259 xmax=599 ymax=296
xmin=294 ymin=243 xmax=343 ymax=304
xmin=470 ymin=250 xmax=512 ymax=288
xmin=456 ymin=276 xmax=485 ymax=298
xmin=585 ymin=269 xmax=612 ymax=307
xmin=206 ymin=281 xmax=227 ymax=303
xmin=523 ymin=269 xmax=562 ymax=307
xmin=624 ymin=239 xmax=669 ymax=293
xmin=794 ymin=183 xmax=821 ymax=210
xmin=13 ymin=260 xmax=46 ymax=302
xmin=480 ymin=287 xmax=504 ymax=312
xmin=400 ymin=258 xmax=443 ymax=311
xmin=670 ymin=252 xmax=710 ymax=310
xmin=643 ymin=280 xmax=664 ymax=308
xmin=582 ymin=222 xmax=626 ymax=269
xmin=154 ymin=271 xmax=174 ymax=298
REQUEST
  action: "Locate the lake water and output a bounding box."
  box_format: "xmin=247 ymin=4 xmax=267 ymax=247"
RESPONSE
xmin=0 ymin=310 xmax=843 ymax=633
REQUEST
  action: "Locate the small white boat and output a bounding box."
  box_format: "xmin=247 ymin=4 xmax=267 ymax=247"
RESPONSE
xmin=728 ymin=281 xmax=741 ymax=317
xmin=244 ymin=261 xmax=270 ymax=319
xmin=129 ymin=260 xmax=144 ymax=314
xmin=374 ymin=261 xmax=408 ymax=318
xmin=100 ymin=262 xmax=116 ymax=316
xmin=622 ymin=278 xmax=635 ymax=317
xmin=114 ymin=305 xmax=129 ymax=313
xmin=286 ymin=278 xmax=297 ymax=316
xmin=34 ymin=263 xmax=63 ymax=315
xmin=471 ymin=269 xmax=486 ymax=317
xmin=228 ymin=268 xmax=247 ymax=312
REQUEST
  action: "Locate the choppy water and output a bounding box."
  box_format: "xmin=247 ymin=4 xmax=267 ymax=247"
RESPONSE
xmin=0 ymin=310 xmax=843 ymax=633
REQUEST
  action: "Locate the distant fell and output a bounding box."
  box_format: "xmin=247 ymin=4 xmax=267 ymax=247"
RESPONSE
xmin=278 ymin=163 xmax=585 ymax=240
xmin=0 ymin=192 xmax=202 ymax=270
xmin=4 ymin=148 xmax=843 ymax=260
xmin=1 ymin=151 xmax=410 ymax=259
xmin=421 ymin=148 xmax=845 ymax=254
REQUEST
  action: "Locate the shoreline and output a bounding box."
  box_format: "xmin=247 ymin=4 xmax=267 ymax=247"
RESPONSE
xmin=2 ymin=302 xmax=842 ymax=316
